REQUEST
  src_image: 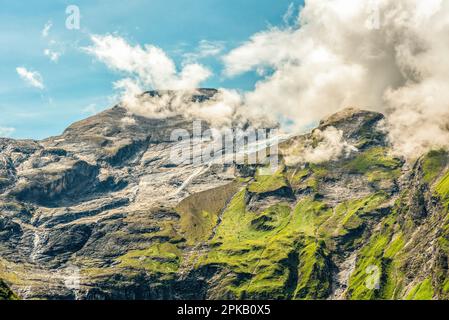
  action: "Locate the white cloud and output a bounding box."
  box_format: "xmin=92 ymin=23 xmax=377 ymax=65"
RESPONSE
xmin=0 ymin=127 xmax=15 ymax=137
xmin=223 ymin=0 xmax=449 ymax=159
xmin=82 ymin=103 xmax=98 ymax=115
xmin=82 ymin=35 xmax=247 ymax=126
xmin=183 ymin=40 xmax=225 ymax=63
xmin=121 ymin=116 xmax=136 ymax=126
xmin=223 ymin=28 xmax=295 ymax=77
xmin=284 ymin=126 xmax=358 ymax=165
xmin=113 ymin=78 xmax=246 ymax=127
xmin=283 ymin=3 xmax=296 ymax=25
xmin=84 ymin=34 xmax=212 ymax=90
xmin=198 ymin=40 xmax=225 ymax=57
xmin=42 ymin=20 xmax=52 ymax=38
xmin=16 ymin=67 xmax=45 ymax=89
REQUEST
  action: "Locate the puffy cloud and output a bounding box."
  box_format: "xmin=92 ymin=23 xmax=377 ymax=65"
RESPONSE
xmin=284 ymin=126 xmax=358 ymax=165
xmin=16 ymin=67 xmax=45 ymax=89
xmin=84 ymin=34 xmax=211 ymax=90
xmin=303 ymin=127 xmax=358 ymax=163
xmin=84 ymin=1 xmax=449 ymax=160
xmin=84 ymin=35 xmax=255 ymax=127
xmin=223 ymin=0 xmax=449 ymax=159
xmin=121 ymin=116 xmax=137 ymax=126
xmin=114 ymin=81 xmax=247 ymax=128
xmin=223 ymin=28 xmax=296 ymax=77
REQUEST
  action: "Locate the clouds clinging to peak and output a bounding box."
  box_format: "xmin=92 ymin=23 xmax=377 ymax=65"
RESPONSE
xmin=79 ymin=1 xmax=449 ymax=159
xmin=284 ymin=126 xmax=358 ymax=165
xmin=223 ymin=0 xmax=449 ymax=159
xmin=16 ymin=67 xmax=45 ymax=89
xmin=83 ymin=34 xmax=249 ymax=127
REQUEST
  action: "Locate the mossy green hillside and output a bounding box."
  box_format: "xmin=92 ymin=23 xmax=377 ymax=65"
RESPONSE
xmin=422 ymin=150 xmax=448 ymax=184
xmin=197 ymin=189 xmax=390 ymax=299
xmin=406 ymin=278 xmax=434 ymax=300
xmin=0 ymin=279 xmax=18 ymax=300
xmin=193 ymin=167 xmax=396 ymax=299
xmin=285 ymin=164 xmax=329 ymax=194
xmin=176 ymin=182 xmax=241 ymax=244
xmin=248 ymin=167 xmax=289 ymax=194
xmin=286 ymin=167 xmax=310 ymax=187
xmin=293 ymin=240 xmax=332 ymax=299
xmin=436 ymin=170 xmax=449 ymax=209
xmin=346 ymin=203 xmax=407 ymax=301
xmin=347 ymin=234 xmax=392 ymax=300
xmin=344 ymin=147 xmax=402 ymax=175
xmin=116 ymin=242 xmax=182 ymax=274
xmin=318 ymin=192 xmax=388 ymax=245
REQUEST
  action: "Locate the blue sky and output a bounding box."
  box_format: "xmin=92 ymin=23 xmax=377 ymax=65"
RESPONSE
xmin=0 ymin=0 xmax=303 ymax=139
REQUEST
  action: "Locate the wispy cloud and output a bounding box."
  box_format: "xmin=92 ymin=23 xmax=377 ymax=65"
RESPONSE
xmin=44 ymin=48 xmax=61 ymax=62
xmin=0 ymin=126 xmax=15 ymax=137
xmin=42 ymin=20 xmax=52 ymax=38
xmin=282 ymin=3 xmax=296 ymax=25
xmin=84 ymin=34 xmax=212 ymax=90
xmin=182 ymin=40 xmax=225 ymax=63
xmin=16 ymin=67 xmax=45 ymax=89
xmin=82 ymin=103 xmax=97 ymax=115
xmin=41 ymin=20 xmax=63 ymax=62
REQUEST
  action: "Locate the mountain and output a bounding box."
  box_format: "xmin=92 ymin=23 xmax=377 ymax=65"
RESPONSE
xmin=0 ymin=91 xmax=449 ymax=300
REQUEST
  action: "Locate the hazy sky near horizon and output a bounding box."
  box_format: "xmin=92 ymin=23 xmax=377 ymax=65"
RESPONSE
xmin=0 ymin=0 xmax=303 ymax=139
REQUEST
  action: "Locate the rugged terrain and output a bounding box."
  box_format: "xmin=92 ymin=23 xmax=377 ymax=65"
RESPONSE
xmin=1 ymin=89 xmax=449 ymax=300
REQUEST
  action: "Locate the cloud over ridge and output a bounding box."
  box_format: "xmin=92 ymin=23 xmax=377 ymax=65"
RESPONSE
xmin=224 ymin=0 xmax=449 ymax=158
xmin=83 ymin=1 xmax=449 ymax=159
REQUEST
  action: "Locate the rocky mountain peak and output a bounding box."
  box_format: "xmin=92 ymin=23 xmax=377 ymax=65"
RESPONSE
xmin=56 ymin=88 xmax=220 ymax=146
xmin=318 ymin=107 xmax=386 ymax=148
xmin=320 ymin=107 xmax=384 ymax=130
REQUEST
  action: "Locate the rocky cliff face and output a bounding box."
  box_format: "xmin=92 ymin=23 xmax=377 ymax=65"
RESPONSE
xmin=0 ymin=91 xmax=448 ymax=300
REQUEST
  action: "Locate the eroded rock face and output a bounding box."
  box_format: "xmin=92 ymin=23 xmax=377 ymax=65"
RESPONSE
xmin=0 ymin=95 xmax=449 ymax=300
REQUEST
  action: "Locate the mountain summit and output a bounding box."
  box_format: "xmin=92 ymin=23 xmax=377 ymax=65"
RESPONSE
xmin=0 ymin=101 xmax=448 ymax=300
